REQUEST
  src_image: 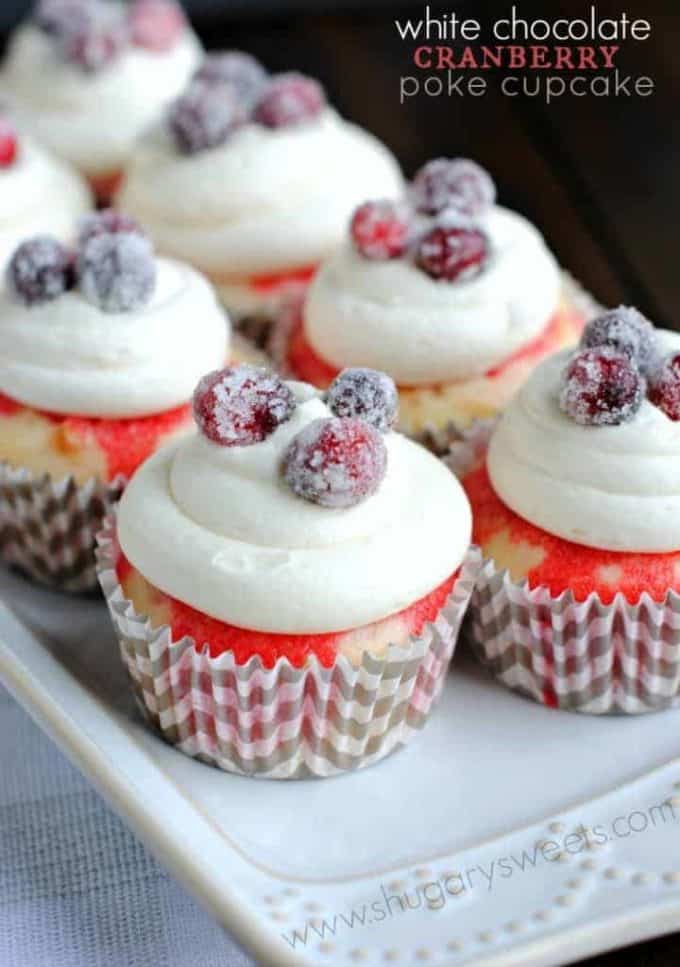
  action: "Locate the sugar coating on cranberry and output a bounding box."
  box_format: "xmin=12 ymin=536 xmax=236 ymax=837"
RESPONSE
xmin=253 ymin=73 xmax=326 ymax=128
xmin=78 ymin=232 xmax=156 ymax=313
xmin=560 ymin=347 xmax=644 ymax=426
xmin=56 ymin=2 xmax=128 ymax=73
xmin=193 ymin=366 xmax=296 ymax=447
xmin=168 ymin=80 xmax=246 ymax=154
xmin=283 ymin=417 xmax=387 ymax=509
xmin=326 ymin=368 xmax=398 ymax=433
xmin=411 ymin=158 xmax=496 ymax=216
xmin=417 ymin=223 xmax=488 ymax=282
xmin=34 ymin=0 xmax=90 ymax=36
xmin=78 ymin=209 xmax=143 ymax=247
xmin=7 ymin=236 xmax=74 ymax=306
xmin=580 ymin=306 xmax=657 ymax=376
xmin=194 ymin=51 xmax=268 ymax=101
xmin=129 ymin=0 xmax=186 ymax=52
xmin=350 ymin=200 xmax=411 ymax=261
xmin=648 ymin=353 xmax=680 ymax=421
xmin=0 ymin=115 xmax=18 ymax=168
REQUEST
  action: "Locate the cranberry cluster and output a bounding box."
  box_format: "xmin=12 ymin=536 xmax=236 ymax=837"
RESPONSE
xmin=34 ymin=0 xmax=186 ymax=72
xmin=168 ymin=53 xmax=326 ymax=155
xmin=349 ymin=158 xmax=494 ymax=283
xmin=560 ymin=307 xmax=680 ymax=425
xmin=6 ymin=209 xmax=156 ymax=313
xmin=192 ymin=366 xmax=396 ymax=508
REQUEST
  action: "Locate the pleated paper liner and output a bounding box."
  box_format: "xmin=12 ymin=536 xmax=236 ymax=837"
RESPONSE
xmin=445 ymin=422 xmax=680 ymax=715
xmin=96 ymin=518 xmax=480 ymax=778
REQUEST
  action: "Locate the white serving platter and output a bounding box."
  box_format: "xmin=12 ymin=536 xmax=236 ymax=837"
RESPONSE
xmin=1 ymin=565 xmax=680 ymax=967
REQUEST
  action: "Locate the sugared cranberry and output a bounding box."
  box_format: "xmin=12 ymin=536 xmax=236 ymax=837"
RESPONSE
xmin=417 ymin=223 xmax=488 ymax=282
xmin=7 ymin=236 xmax=74 ymax=306
xmin=129 ymin=0 xmax=186 ymax=51
xmin=78 ymin=209 xmax=143 ymax=247
xmin=34 ymin=0 xmax=90 ymax=36
xmin=326 ymin=368 xmax=398 ymax=432
xmin=78 ymin=232 xmax=156 ymax=313
xmin=580 ymin=306 xmax=657 ymax=376
xmin=560 ymin=347 xmax=644 ymax=426
xmin=168 ymin=80 xmax=246 ymax=154
xmin=283 ymin=417 xmax=387 ymax=508
xmin=193 ymin=366 xmax=296 ymax=447
xmin=0 ymin=115 xmax=18 ymax=168
xmin=411 ymin=158 xmax=496 ymax=216
xmin=57 ymin=3 xmax=128 ymax=73
xmin=253 ymin=73 xmax=325 ymax=128
xmin=350 ymin=200 xmax=411 ymax=261
xmin=194 ymin=51 xmax=268 ymax=101
xmin=648 ymin=353 xmax=680 ymax=421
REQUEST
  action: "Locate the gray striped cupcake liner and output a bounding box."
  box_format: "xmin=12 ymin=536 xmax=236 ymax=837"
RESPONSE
xmin=96 ymin=518 xmax=480 ymax=778
xmin=445 ymin=422 xmax=680 ymax=715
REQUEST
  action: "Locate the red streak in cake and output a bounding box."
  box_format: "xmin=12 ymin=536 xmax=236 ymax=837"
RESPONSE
xmin=117 ymin=551 xmax=458 ymax=668
xmin=464 ymin=462 xmax=680 ymax=605
xmin=248 ymin=264 xmax=317 ymax=294
xmin=87 ymin=170 xmax=124 ymax=205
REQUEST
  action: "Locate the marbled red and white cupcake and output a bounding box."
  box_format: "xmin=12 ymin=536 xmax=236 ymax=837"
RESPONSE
xmin=1 ymin=0 xmax=202 ymax=202
xmin=97 ymin=365 xmax=476 ymax=777
xmin=456 ymin=307 xmax=680 ymax=714
xmin=116 ymin=55 xmax=403 ymax=329
xmin=275 ymin=158 xmax=586 ymax=439
xmin=0 ymin=210 xmax=228 ymax=589
xmin=0 ymin=109 xmax=92 ymax=272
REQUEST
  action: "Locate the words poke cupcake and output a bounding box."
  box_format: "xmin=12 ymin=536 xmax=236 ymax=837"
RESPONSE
xmin=0 ymin=109 xmax=92 ymax=272
xmin=116 ymin=53 xmax=403 ymax=335
xmin=97 ymin=365 xmax=477 ymax=777
xmin=452 ymin=306 xmax=680 ymax=714
xmin=273 ymin=157 xmax=587 ymax=442
xmin=0 ymin=210 xmax=228 ymax=590
xmin=2 ymin=0 xmax=202 ymax=202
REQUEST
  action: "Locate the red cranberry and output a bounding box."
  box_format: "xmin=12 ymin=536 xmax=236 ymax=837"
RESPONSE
xmin=129 ymin=0 xmax=186 ymax=52
xmin=77 ymin=232 xmax=156 ymax=313
xmin=350 ymin=200 xmax=411 ymax=261
xmin=560 ymin=348 xmax=644 ymax=426
xmin=194 ymin=51 xmax=268 ymax=102
xmin=0 ymin=116 xmax=18 ymax=168
xmin=417 ymin=223 xmax=488 ymax=282
xmin=580 ymin=306 xmax=657 ymax=376
xmin=7 ymin=236 xmax=74 ymax=306
xmin=193 ymin=366 xmax=296 ymax=447
xmin=168 ymin=80 xmax=247 ymax=154
xmin=283 ymin=417 xmax=387 ymax=508
xmin=78 ymin=209 xmax=144 ymax=247
xmin=411 ymin=158 xmax=496 ymax=216
xmin=326 ymin=369 xmax=398 ymax=432
xmin=648 ymin=353 xmax=680 ymax=421
xmin=253 ymin=73 xmax=326 ymax=128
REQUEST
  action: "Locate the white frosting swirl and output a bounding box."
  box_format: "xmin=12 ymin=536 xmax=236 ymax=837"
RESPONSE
xmin=1 ymin=25 xmax=202 ymax=175
xmin=0 ymin=136 xmax=91 ymax=271
xmin=118 ymin=382 xmax=471 ymax=633
xmin=0 ymin=258 xmax=229 ymax=417
xmin=487 ymin=331 xmax=680 ymax=553
xmin=116 ymin=108 xmax=404 ymax=276
xmin=304 ymin=207 xmax=561 ymax=385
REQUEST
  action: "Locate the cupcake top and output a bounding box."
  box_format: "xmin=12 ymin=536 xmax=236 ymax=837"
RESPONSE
xmin=0 ymin=111 xmax=92 ymax=269
xmin=0 ymin=211 xmax=228 ymax=417
xmin=2 ymin=0 xmax=202 ymax=176
xmin=117 ymin=366 xmax=471 ymax=633
xmin=116 ymin=56 xmax=404 ymax=275
xmin=487 ymin=307 xmax=680 ymax=553
xmin=304 ymin=158 xmax=562 ymax=386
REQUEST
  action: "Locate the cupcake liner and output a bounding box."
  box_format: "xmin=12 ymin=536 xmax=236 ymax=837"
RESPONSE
xmin=446 ymin=426 xmax=680 ymax=715
xmin=96 ymin=518 xmax=480 ymax=778
xmin=0 ymin=463 xmax=124 ymax=592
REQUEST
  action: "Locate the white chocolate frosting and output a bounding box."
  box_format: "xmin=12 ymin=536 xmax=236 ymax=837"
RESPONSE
xmin=116 ymin=108 xmax=404 ymax=276
xmin=487 ymin=331 xmax=680 ymax=553
xmin=0 ymin=258 xmax=229 ymax=417
xmin=1 ymin=25 xmax=202 ymax=175
xmin=117 ymin=382 xmax=471 ymax=633
xmin=0 ymin=136 xmax=92 ymax=271
xmin=304 ymin=207 xmax=561 ymax=386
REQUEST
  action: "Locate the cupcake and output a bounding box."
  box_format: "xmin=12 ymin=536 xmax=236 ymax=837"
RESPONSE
xmin=454 ymin=306 xmax=680 ymax=714
xmin=0 ymin=210 xmax=228 ymax=590
xmin=2 ymin=0 xmax=202 ymax=202
xmin=97 ymin=365 xmax=477 ymax=777
xmin=0 ymin=109 xmax=92 ymax=272
xmin=116 ymin=55 xmax=403 ymax=332
xmin=274 ymin=157 xmax=587 ymax=440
